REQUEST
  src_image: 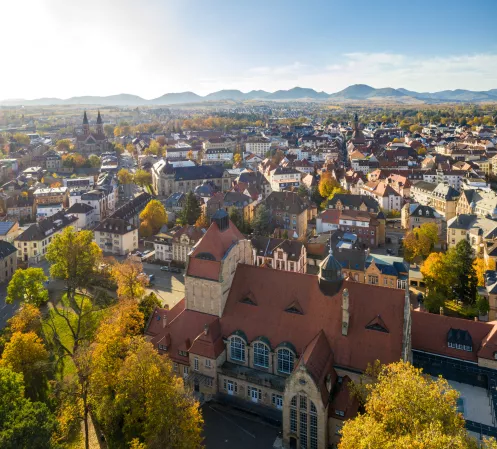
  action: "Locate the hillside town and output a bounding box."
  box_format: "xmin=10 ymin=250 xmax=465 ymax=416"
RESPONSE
xmin=1 ymin=103 xmax=497 ymax=448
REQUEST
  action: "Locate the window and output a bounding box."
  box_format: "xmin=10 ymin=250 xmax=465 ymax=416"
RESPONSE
xmin=205 ymin=359 xmax=211 ymax=368
xmin=253 ymin=342 xmax=269 ymax=368
xmin=205 ymin=377 xmax=213 ymax=387
xmin=272 ymin=394 xmax=283 ymax=409
xmin=300 ymin=411 xmax=308 ymax=449
xmin=194 ymin=357 xmax=199 ymax=371
xmin=278 ymin=348 xmax=294 ymax=374
xmin=183 ymin=366 xmax=189 ymax=377
xmin=173 ymin=363 xmax=178 ymax=372
xmin=310 ymin=402 xmax=318 ymax=449
xmin=230 ymin=336 xmax=246 ymax=362
xmin=368 ymin=275 xmax=379 ymax=285
xmin=335 ymin=409 xmax=345 ymax=417
xmin=178 ymin=350 xmax=188 ymax=357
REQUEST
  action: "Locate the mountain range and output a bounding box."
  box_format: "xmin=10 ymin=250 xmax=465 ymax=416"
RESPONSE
xmin=2 ymin=84 xmax=497 ymax=106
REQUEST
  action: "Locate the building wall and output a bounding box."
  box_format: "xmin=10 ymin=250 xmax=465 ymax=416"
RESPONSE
xmin=95 ymin=229 xmax=138 ymax=256
xmin=0 ymin=251 xmax=17 ymax=283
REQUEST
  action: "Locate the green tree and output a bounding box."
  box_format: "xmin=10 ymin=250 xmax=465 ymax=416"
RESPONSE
xmin=118 ymin=168 xmax=133 ymax=185
xmin=138 ymin=292 xmax=162 ymax=330
xmin=0 ymin=367 xmax=55 ymax=449
xmin=133 ymin=169 xmax=152 ymax=187
xmin=228 ymin=207 xmax=243 ymax=230
xmin=88 ymin=154 xmax=101 ymax=168
xmin=12 ymin=133 xmax=30 ymax=146
xmin=46 ymin=227 xmax=102 ymax=302
xmin=178 ymin=192 xmax=201 ymax=225
xmin=104 ymin=124 xmax=115 ymax=137
xmin=6 ymin=268 xmax=48 ymax=307
xmin=340 ymin=361 xmax=475 ymax=449
xmin=56 ymin=138 xmax=73 ymax=151
xmin=252 ymin=204 xmax=271 ymax=236
xmin=297 ymin=184 xmax=309 ymax=198
xmin=453 ymin=240 xmax=478 ymax=305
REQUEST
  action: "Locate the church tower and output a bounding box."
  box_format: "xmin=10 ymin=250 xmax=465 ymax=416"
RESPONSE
xmin=96 ymin=110 xmax=104 ymax=135
xmin=82 ymin=111 xmax=90 ymax=136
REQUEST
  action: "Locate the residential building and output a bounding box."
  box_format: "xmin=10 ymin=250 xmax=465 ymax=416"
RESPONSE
xmin=65 ymin=202 xmax=97 ymax=230
xmin=326 ymin=194 xmax=380 ymax=213
xmin=0 ymin=241 xmax=17 ymax=283
xmin=94 ymin=218 xmax=138 ymax=256
xmin=203 ymin=148 xmax=233 ymax=163
xmin=172 ymin=225 xmax=205 ymax=263
xmin=69 ymin=187 xmax=115 ymax=223
xmin=269 ymin=166 xmax=301 ymax=192
xmin=152 ymin=160 xmax=231 ymax=196
xmin=152 ymin=229 xmax=175 ymax=262
xmin=33 ymin=187 xmax=69 ymax=207
xmin=62 ymin=176 xmax=94 ymax=191
xmin=446 ymin=214 xmax=497 ymax=254
xmin=457 ymin=189 xmax=497 ymax=219
xmin=245 ymin=137 xmax=271 ymax=156
xmin=203 ymin=137 xmax=236 ymax=152
xmin=410 ymin=181 xmax=460 ymax=220
xmin=360 ymin=181 xmax=402 ymax=212
xmin=364 ymin=254 xmax=410 ymax=290
xmin=260 ymin=191 xmax=316 ymax=238
xmin=110 ymin=192 xmax=152 ymax=228
xmin=14 ymin=210 xmax=78 ymax=262
xmin=251 ymin=237 xmax=306 ymax=272
xmin=36 ymin=203 xmax=64 ymax=219
xmin=401 ymin=203 xmax=443 ymax=236
xmin=0 ymin=222 xmax=19 ymax=242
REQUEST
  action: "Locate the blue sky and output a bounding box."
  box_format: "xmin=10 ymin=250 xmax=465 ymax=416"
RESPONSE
xmin=2 ymin=0 xmax=497 ymax=99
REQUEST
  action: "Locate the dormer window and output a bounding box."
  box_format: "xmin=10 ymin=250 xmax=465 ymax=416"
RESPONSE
xmin=447 ymin=328 xmax=473 ymax=352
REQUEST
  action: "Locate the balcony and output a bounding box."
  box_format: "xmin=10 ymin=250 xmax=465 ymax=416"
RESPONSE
xmin=219 ymin=361 xmax=286 ymax=392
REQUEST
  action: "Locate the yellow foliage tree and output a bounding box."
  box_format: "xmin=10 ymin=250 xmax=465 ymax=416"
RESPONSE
xmin=474 ymin=257 xmax=497 ymax=286
xmin=234 ymin=153 xmax=242 ymax=165
xmin=133 ymin=169 xmax=152 ymax=187
xmin=111 ymin=259 xmax=149 ymax=300
xmin=0 ymin=331 xmax=49 ymax=396
xmin=339 ymin=361 xmax=476 ymax=449
xmin=118 ymin=168 xmax=133 ymax=185
xmin=7 ymin=304 xmax=42 ymax=334
xmin=139 ymin=199 xmax=167 ymax=234
xmin=195 ymin=213 xmax=210 ymax=229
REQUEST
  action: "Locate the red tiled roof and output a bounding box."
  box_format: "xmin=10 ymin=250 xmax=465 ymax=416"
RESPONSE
xmin=329 ymin=376 xmax=359 ymax=420
xmin=412 ymin=310 xmax=496 ymax=362
xmin=318 ymin=209 xmax=341 ymax=224
xmin=220 ymin=264 xmax=406 ymax=372
xmin=147 ymin=300 xmax=223 ymax=363
xmin=186 ymin=219 xmax=245 ymax=280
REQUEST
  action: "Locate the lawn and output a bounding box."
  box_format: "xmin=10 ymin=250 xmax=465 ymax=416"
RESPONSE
xmin=444 ymin=300 xmax=479 ymax=319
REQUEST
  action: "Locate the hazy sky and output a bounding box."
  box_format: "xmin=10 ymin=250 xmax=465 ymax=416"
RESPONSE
xmin=3 ymin=0 xmax=497 ymax=100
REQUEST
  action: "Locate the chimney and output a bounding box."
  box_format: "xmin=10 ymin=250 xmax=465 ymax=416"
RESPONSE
xmin=439 ymin=307 xmax=444 ymax=316
xmin=342 ymin=288 xmax=349 ymax=336
xmin=204 ymin=323 xmax=209 ymax=336
xmin=162 ymin=314 xmax=167 ymax=328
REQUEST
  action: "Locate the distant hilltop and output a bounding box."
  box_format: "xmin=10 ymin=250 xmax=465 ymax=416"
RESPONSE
xmin=3 ymin=84 xmax=497 ymax=106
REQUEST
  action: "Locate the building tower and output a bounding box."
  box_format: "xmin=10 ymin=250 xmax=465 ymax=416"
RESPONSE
xmin=318 ymin=243 xmax=343 ymax=296
xmin=96 ymin=110 xmax=104 ymax=135
xmin=82 ymin=111 xmax=90 ymax=136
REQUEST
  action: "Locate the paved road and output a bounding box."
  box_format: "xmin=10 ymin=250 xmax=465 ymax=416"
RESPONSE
xmin=202 ymin=403 xmax=280 ymax=449
xmin=142 ymin=262 xmax=186 ymax=309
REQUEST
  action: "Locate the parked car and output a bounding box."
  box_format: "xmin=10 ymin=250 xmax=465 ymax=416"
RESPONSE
xmin=170 ymin=267 xmax=182 ymax=274
xmin=160 ymin=266 xmax=170 ymax=272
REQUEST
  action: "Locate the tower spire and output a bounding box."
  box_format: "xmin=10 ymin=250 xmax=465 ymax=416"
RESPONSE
xmin=96 ymin=110 xmax=103 ymax=135
xmin=82 ymin=111 xmax=90 ymax=136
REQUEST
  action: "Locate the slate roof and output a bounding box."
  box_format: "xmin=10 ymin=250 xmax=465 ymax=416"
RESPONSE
xmin=0 ymin=240 xmax=17 ymax=259
xmin=327 ymin=194 xmax=379 ymax=212
xmin=65 ymin=203 xmax=94 ymax=214
xmin=94 ymin=218 xmax=137 ymax=235
xmin=251 ymin=237 xmax=304 ymax=262
xmin=15 ymin=210 xmax=78 ymax=241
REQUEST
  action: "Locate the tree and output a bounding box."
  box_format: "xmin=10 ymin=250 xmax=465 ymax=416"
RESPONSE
xmin=0 ymin=332 xmax=49 ymax=399
xmin=6 ymin=268 xmax=48 ymax=307
xmin=7 ymin=304 xmax=42 ymax=334
xmin=88 ymin=154 xmax=101 ymax=168
xmin=421 ymin=251 xmax=457 ymax=297
xmin=409 ymin=124 xmax=423 ymax=134
xmin=56 ymin=138 xmax=73 ymax=151
xmin=297 ymin=184 xmax=309 ymax=198
xmin=474 ymin=257 xmax=496 ymax=286
xmin=139 ymin=200 xmax=167 ymax=234
xmin=12 ymin=133 xmax=30 ymax=146
xmin=104 ymin=124 xmax=115 ymax=137
xmin=186 ymin=150 xmax=194 ymax=160
xmin=228 ymin=207 xmax=243 ymax=230
xmin=118 ymin=168 xmax=134 ymax=185
xmin=46 ymin=227 xmax=102 ymax=302
xmin=252 ymin=204 xmax=271 ymax=236
xmin=403 ymin=223 xmax=438 ymax=263
xmin=0 ymin=367 xmax=55 ymax=449
xmin=145 ymin=140 xmax=162 ymax=156
xmin=115 ymin=339 xmax=203 ymax=448
xmin=339 ymin=361 xmax=474 ymax=449
xmin=126 ymin=143 xmax=135 ymax=154
xmin=111 ymin=259 xmax=149 ymax=300
xmin=453 ymin=240 xmax=478 ymax=305
xmin=195 ymin=213 xmax=210 ymax=229
xmin=318 ymin=172 xmax=340 ymax=198
xmin=134 ymin=169 xmax=152 ymax=187
xmin=138 ymin=292 xmax=162 ymax=330
xmin=113 ymin=127 xmax=122 ymax=137
xmin=178 ymin=192 xmax=201 ymax=225
xmin=234 ymin=153 xmax=242 ymax=165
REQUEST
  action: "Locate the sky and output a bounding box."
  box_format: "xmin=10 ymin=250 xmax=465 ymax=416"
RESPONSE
xmin=2 ymin=0 xmax=497 ymax=100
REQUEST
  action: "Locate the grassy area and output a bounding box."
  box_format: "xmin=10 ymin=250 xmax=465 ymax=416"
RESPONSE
xmin=444 ymin=300 xmax=479 ymax=319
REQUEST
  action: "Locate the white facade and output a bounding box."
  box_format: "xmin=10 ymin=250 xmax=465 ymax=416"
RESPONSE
xmin=94 ymin=227 xmax=138 ymax=256
xmin=246 ymin=140 xmax=271 ymax=156
xmin=36 ymin=204 xmax=63 ymax=219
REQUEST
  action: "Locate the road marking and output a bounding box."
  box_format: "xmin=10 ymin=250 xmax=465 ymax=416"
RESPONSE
xmin=208 ymin=405 xmax=256 ymax=439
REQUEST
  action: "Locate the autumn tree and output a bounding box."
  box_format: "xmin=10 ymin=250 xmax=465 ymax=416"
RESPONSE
xmin=114 ymin=339 xmax=203 ymax=448
xmin=474 ymin=257 xmax=496 ymax=286
xmin=233 ymin=153 xmax=242 ymax=165
xmin=6 ymin=268 xmax=48 ymax=307
xmin=145 ymin=140 xmax=162 ymax=156
xmin=318 ymin=172 xmax=340 ymax=199
xmin=134 ymin=169 xmax=152 ymax=187
xmin=104 ymin=124 xmax=114 ymax=137
xmin=0 ymin=331 xmax=49 ymax=399
xmin=339 ymin=361 xmax=474 ymax=449
xmin=403 ymin=223 xmax=438 ymax=262
xmin=88 ymin=154 xmax=101 ymax=168
xmin=118 ymin=168 xmax=134 ymax=185
xmin=7 ymin=304 xmax=42 ymax=334
xmin=12 ymin=132 xmax=30 ymax=145
xmin=0 ymin=367 xmax=55 ymax=449
xmin=138 ymin=292 xmax=162 ymax=330
xmin=56 ymin=138 xmax=73 ymax=151
xmin=177 ymin=192 xmax=201 ymax=225
xmin=126 ymin=143 xmax=136 ymax=154
xmin=111 ymin=259 xmax=149 ymax=300
xmin=195 ymin=212 xmax=210 ymax=229
xmin=139 ymin=199 xmax=168 ymax=237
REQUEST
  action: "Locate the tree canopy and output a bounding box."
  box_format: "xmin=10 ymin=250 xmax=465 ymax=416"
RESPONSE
xmin=6 ymin=268 xmax=48 ymax=307
xmin=134 ymin=169 xmax=152 ymax=187
xmin=177 ymin=192 xmax=201 ymax=226
xmin=139 ymin=200 xmax=168 ymax=237
xmin=111 ymin=259 xmax=149 ymax=300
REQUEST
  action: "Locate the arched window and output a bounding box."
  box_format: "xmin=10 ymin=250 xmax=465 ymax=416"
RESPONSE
xmin=278 ymin=348 xmax=295 ymax=374
xmin=289 ymin=394 xmax=318 ymax=449
xmin=253 ymin=342 xmax=269 ymax=368
xmin=230 ymin=336 xmax=246 ymax=362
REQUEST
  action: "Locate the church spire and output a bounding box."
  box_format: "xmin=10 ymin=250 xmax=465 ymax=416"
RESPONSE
xmin=96 ymin=110 xmax=102 ymax=124
xmin=82 ymin=111 xmax=90 ymax=136
xmin=96 ymin=110 xmax=103 ymax=135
